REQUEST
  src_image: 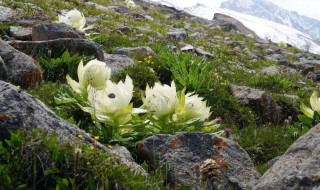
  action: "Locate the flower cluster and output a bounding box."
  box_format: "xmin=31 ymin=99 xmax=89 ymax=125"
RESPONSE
xmin=142 ymin=81 xmax=212 ymax=122
xmin=66 ymin=59 xmax=217 ymax=141
xmin=57 ymin=9 xmax=93 ymax=31
xmin=67 ymin=60 xmax=143 ymax=126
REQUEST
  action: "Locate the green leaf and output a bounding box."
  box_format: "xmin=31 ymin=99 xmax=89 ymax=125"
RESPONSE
xmin=16 ymin=184 xmax=27 ymax=190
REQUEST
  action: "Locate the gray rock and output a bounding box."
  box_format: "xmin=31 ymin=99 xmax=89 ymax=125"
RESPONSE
xmin=32 ymin=23 xmax=85 ymax=41
xmin=9 ymin=26 xmax=32 ymax=40
xmin=0 ymin=6 xmax=16 ymax=22
xmin=13 ymin=13 xmax=52 ymax=27
xmin=115 ymin=26 xmax=131 ymax=34
xmin=189 ymin=32 xmax=201 ymax=38
xmin=213 ymin=13 xmax=259 ymax=38
xmin=104 ymin=53 xmax=135 ymax=75
xmin=167 ymin=30 xmax=188 ymax=41
xmin=137 ymin=132 xmax=260 ymax=189
xmin=0 ymin=56 xmax=7 ymax=80
xmin=231 ymin=85 xmax=283 ymax=124
xmin=254 ymin=124 xmax=320 ymax=190
xmin=249 ymin=51 xmax=265 ymax=60
xmin=85 ymin=16 xmax=101 ymax=25
xmin=114 ymin=46 xmax=155 ymax=57
xmin=181 ymin=45 xmax=214 ymax=58
xmin=8 ymin=38 xmax=104 ymax=61
xmin=0 ymin=80 xmax=147 ymax=176
xmin=107 ymin=5 xmax=132 ymax=15
xmin=125 ymin=12 xmax=154 ymax=21
xmin=286 ymin=62 xmax=314 ymax=75
xmin=302 ymin=59 xmax=320 ymax=66
xmin=260 ymin=66 xmax=280 ymax=76
xmin=0 ymin=40 xmax=42 ymax=88
xmin=281 ymin=66 xmax=300 ymax=75
xmin=85 ymin=2 xmax=110 ymax=12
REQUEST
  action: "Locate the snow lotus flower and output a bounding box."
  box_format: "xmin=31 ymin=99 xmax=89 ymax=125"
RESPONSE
xmin=301 ymin=91 xmax=320 ymax=118
xmin=125 ymin=0 xmax=136 ymax=8
xmin=66 ymin=59 xmax=111 ymax=95
xmin=58 ymin=9 xmax=92 ymax=31
xmin=82 ymin=76 xmax=141 ymax=125
xmin=143 ymin=81 xmax=179 ymax=118
xmin=184 ymin=93 xmax=211 ymax=121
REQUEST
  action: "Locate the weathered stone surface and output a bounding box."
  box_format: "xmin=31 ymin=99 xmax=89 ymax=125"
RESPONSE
xmin=125 ymin=12 xmax=154 ymax=21
xmin=181 ymin=44 xmax=214 ymax=58
xmin=85 ymin=1 xmax=109 ymax=12
xmin=213 ymin=13 xmax=259 ymax=38
xmin=104 ymin=53 xmax=135 ymax=75
xmin=167 ymin=30 xmax=188 ymax=41
xmin=0 ymin=40 xmax=42 ymax=88
xmin=14 ymin=13 xmax=52 ymax=27
xmin=8 ymin=38 xmax=104 ymax=61
xmin=279 ymin=61 xmax=314 ymax=75
xmin=9 ymin=26 xmax=32 ymax=40
xmin=231 ymin=85 xmax=283 ymax=123
xmin=32 ymin=23 xmax=85 ymax=41
xmin=0 ymin=56 xmax=7 ymax=80
xmin=260 ymin=66 xmax=280 ymax=76
xmin=114 ymin=46 xmax=155 ymax=57
xmin=254 ymin=124 xmax=320 ymax=190
xmin=0 ymin=6 xmax=16 ymax=22
xmin=137 ymin=132 xmax=260 ymax=189
xmin=0 ymin=80 xmax=146 ymax=176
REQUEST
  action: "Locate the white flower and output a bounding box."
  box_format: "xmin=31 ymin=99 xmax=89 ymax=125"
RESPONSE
xmin=66 ymin=59 xmax=111 ymax=94
xmin=125 ymin=0 xmax=136 ymax=8
xmin=184 ymin=93 xmax=211 ymax=121
xmin=58 ymin=8 xmax=92 ymax=31
xmin=83 ymin=76 xmax=139 ymax=125
xmin=143 ymin=81 xmax=178 ymax=118
xmin=301 ymin=91 xmax=320 ymax=118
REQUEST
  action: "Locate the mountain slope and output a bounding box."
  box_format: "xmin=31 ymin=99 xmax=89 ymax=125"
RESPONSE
xmin=216 ymin=9 xmax=320 ymax=54
xmin=220 ymin=0 xmax=320 ymax=41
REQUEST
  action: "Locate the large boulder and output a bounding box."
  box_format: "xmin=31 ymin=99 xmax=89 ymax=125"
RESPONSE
xmin=8 ymin=38 xmax=104 ymax=61
xmin=231 ymin=85 xmax=283 ymax=124
xmin=137 ymin=132 xmax=260 ymax=189
xmin=213 ymin=13 xmax=259 ymax=38
xmin=32 ymin=23 xmax=85 ymax=41
xmin=0 ymin=80 xmax=146 ymax=176
xmin=254 ymin=124 xmax=320 ymax=189
xmin=0 ymin=40 xmax=42 ymax=88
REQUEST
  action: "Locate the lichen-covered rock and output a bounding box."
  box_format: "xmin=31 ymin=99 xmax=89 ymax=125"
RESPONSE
xmin=32 ymin=23 xmax=85 ymax=41
xmin=0 ymin=40 xmax=42 ymax=88
xmin=231 ymin=85 xmax=283 ymax=124
xmin=0 ymin=80 xmax=146 ymax=176
xmin=8 ymin=38 xmax=104 ymax=61
xmin=137 ymin=132 xmax=260 ymax=189
xmin=254 ymin=124 xmax=320 ymax=190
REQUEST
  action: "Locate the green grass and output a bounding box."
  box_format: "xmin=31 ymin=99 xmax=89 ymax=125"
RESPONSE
xmin=3 ymin=0 xmax=317 ymax=185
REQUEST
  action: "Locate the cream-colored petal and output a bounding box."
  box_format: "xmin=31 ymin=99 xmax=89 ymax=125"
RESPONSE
xmin=310 ymin=91 xmax=320 ymax=113
xmin=301 ymin=103 xmax=314 ymax=118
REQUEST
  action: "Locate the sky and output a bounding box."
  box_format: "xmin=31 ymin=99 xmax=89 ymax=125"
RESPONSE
xmin=151 ymin=0 xmax=320 ymax=20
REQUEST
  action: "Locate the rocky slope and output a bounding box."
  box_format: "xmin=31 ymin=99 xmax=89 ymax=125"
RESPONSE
xmin=0 ymin=0 xmax=320 ymax=189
